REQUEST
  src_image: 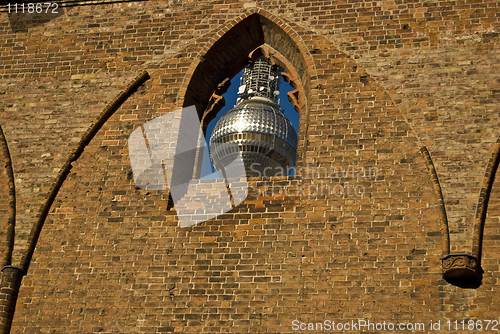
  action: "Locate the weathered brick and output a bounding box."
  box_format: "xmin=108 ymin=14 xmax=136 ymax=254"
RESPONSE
xmin=0 ymin=1 xmax=498 ymax=334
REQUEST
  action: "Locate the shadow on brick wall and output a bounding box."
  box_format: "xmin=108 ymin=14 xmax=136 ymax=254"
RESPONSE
xmin=6 ymin=6 xmax=65 ymax=33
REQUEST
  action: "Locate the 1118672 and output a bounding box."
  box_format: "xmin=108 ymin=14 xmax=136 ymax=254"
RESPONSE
xmin=7 ymin=3 xmax=58 ymax=14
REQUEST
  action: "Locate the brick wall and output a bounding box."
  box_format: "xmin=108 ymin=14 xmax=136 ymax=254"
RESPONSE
xmin=0 ymin=129 xmax=11 ymax=268
xmin=0 ymin=0 xmax=499 ymax=333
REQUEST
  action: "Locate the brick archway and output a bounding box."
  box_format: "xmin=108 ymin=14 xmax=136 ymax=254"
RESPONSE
xmin=175 ymin=9 xmax=316 ymax=174
xmin=177 ymin=10 xmax=314 ymax=127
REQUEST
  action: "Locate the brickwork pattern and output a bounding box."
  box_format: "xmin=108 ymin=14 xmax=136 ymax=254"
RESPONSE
xmin=0 ymin=0 xmax=498 ymax=333
xmin=0 ymin=149 xmax=8 ymax=271
xmin=0 ymin=267 xmax=22 ymax=334
xmin=0 ymin=125 xmax=15 ymax=269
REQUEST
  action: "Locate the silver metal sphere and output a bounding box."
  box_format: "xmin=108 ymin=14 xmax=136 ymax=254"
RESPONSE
xmin=209 ymin=99 xmax=297 ymax=177
xmin=209 ymin=57 xmax=298 ymax=177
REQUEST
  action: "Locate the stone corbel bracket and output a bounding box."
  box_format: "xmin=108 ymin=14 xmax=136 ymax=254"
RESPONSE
xmin=442 ymin=254 xmax=482 ymax=288
xmin=421 ymin=146 xmax=484 ymax=287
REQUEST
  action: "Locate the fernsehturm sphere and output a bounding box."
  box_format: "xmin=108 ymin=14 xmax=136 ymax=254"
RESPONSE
xmin=209 ymin=57 xmax=298 ymax=177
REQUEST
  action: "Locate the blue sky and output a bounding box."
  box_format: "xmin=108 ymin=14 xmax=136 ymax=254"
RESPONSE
xmin=200 ymin=70 xmax=300 ymax=178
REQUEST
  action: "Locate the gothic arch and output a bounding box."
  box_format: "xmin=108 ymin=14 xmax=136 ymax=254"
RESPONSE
xmin=176 ymin=9 xmax=314 ymax=130
xmin=473 ymin=137 xmax=500 ymax=261
xmin=175 ymin=9 xmax=316 ymax=175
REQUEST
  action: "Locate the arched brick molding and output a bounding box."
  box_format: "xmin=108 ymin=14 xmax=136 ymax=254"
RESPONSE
xmin=420 ymin=146 xmax=451 ymax=257
xmin=0 ymin=71 xmax=150 ymax=334
xmin=479 ymin=139 xmax=500 ymax=291
xmin=0 ymin=125 xmax=16 ymax=270
xmin=473 ymin=137 xmax=500 ymax=261
xmin=19 ymin=71 xmax=151 ymax=275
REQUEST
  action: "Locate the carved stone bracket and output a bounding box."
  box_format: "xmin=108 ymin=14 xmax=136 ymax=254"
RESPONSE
xmin=442 ymin=254 xmax=482 ymax=288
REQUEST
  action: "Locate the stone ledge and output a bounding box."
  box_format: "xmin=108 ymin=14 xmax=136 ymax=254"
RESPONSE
xmin=442 ymin=253 xmax=482 ymax=288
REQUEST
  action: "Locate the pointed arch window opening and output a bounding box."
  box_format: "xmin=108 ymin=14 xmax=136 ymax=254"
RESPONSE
xmin=181 ymin=14 xmax=311 ymax=181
